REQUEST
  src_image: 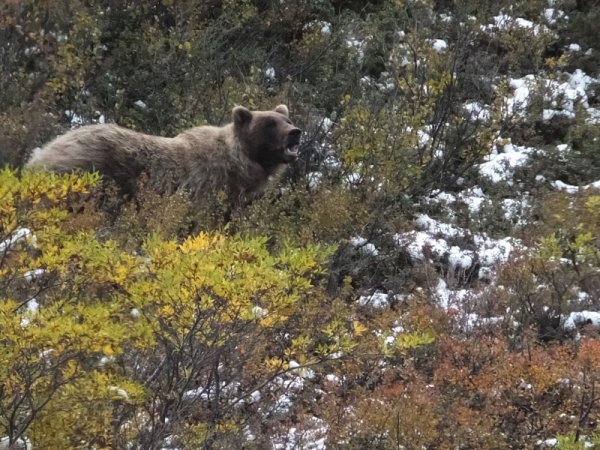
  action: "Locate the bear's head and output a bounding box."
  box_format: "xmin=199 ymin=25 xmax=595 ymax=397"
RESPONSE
xmin=232 ymin=105 xmax=302 ymax=169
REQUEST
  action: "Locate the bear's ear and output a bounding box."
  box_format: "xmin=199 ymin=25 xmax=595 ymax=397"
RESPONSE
xmin=232 ymin=106 xmax=252 ymax=126
xmin=274 ymin=104 xmax=289 ymax=117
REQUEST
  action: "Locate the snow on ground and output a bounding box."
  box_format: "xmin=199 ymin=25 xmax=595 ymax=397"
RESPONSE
xmin=552 ymin=179 xmax=600 ymax=193
xmin=431 ymin=39 xmax=448 ymax=52
xmin=0 ymin=228 xmax=32 ymax=253
xmin=563 ymin=311 xmax=600 ymax=331
xmin=464 ymin=101 xmax=491 ymax=121
xmin=350 ymin=236 xmax=379 ymax=256
xmin=478 ymin=142 xmax=535 ymax=183
xmin=289 ymin=9 xmax=600 ymax=449
xmin=506 ymin=69 xmax=600 ymax=123
xmin=11 ymin=7 xmax=597 ymax=448
xmin=23 ymin=269 xmax=45 ymax=282
xmin=394 ymin=214 xmax=516 ymax=276
xmin=272 ymin=416 xmax=327 ymax=450
xmin=427 ymin=187 xmax=487 ymax=216
xmin=19 ymin=298 xmax=39 ymax=328
xmin=357 ymin=291 xmax=391 ymax=308
xmin=482 ymin=14 xmax=549 ymax=35
xmin=0 ymin=436 xmax=32 ymax=450
xmin=353 ymin=60 xmax=600 ymax=430
xmin=265 ymin=66 xmax=276 ymax=80
xmin=389 ymin=213 xmax=519 ymax=311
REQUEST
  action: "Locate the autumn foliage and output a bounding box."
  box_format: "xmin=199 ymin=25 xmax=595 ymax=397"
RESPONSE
xmin=2 ymin=0 xmax=600 ymax=448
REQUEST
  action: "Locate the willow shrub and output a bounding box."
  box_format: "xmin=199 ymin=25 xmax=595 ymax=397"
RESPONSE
xmin=0 ymin=168 xmax=377 ymax=448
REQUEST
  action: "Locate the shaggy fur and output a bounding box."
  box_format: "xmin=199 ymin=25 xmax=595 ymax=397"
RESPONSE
xmin=27 ymin=105 xmax=301 ymax=207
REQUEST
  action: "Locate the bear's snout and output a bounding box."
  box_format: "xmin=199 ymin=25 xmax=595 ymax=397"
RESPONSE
xmin=287 ymin=128 xmax=302 ymax=145
xmin=283 ymin=128 xmax=301 ymax=161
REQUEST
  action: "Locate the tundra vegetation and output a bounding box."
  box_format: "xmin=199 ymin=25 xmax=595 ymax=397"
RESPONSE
xmin=1 ymin=0 xmax=600 ymax=448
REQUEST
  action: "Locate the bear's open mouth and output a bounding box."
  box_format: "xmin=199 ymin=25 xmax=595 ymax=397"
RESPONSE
xmin=283 ymin=144 xmax=299 ymax=159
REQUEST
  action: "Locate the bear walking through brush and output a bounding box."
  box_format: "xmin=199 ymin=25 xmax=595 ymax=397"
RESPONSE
xmin=27 ymin=105 xmax=301 ymax=208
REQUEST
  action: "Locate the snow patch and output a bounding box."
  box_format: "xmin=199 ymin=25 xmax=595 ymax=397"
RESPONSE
xmin=479 ymin=143 xmax=534 ymax=183
xmin=23 ymin=269 xmax=45 ymax=282
xmin=65 ymin=110 xmax=86 ymax=128
xmin=272 ymin=416 xmax=327 ymax=450
xmin=394 ymin=214 xmax=517 ymax=303
xmin=0 ymin=228 xmax=32 ymax=253
xmin=464 ymin=101 xmax=491 ymax=121
xmin=432 ymin=39 xmax=447 ymax=52
xmin=0 ymin=436 xmax=32 ymax=450
xmin=265 ymin=66 xmax=276 ymax=80
xmin=357 ymin=291 xmax=389 ymax=308
xmin=552 ymin=179 xmax=600 ymax=193
xmin=350 ymin=236 xmax=379 ymax=256
xmin=563 ymin=311 xmax=600 ymax=331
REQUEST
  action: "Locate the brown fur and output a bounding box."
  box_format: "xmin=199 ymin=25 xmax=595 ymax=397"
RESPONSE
xmin=27 ymin=105 xmax=301 ymax=207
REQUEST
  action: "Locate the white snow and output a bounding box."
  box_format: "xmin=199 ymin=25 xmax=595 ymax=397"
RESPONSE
xmin=543 ymin=8 xmax=565 ymax=25
xmin=552 ymin=180 xmax=579 ymax=194
xmin=552 ymin=179 xmax=600 ymax=193
xmin=464 ymin=101 xmax=491 ymax=121
xmin=307 ymin=172 xmax=323 ymax=190
xmin=502 ymin=197 xmax=531 ymax=223
xmin=0 ymin=228 xmax=32 ymax=253
xmin=325 ymin=374 xmax=340 ymax=384
xmin=537 ymin=70 xmax=600 ymax=123
xmin=482 ymin=14 xmax=548 ymax=35
xmin=357 ymin=291 xmax=389 ymax=308
xmin=563 ymin=311 xmax=600 ymax=331
xmin=415 ymin=214 xmax=465 ymax=238
xmin=507 ymin=76 xmax=535 ymax=114
xmin=265 ymin=66 xmax=276 ymax=80
xmin=289 ymin=360 xmax=315 ymax=379
xmin=464 ymin=313 xmax=504 ymax=331
xmin=26 ymin=298 xmax=39 ymax=314
xmin=183 ymin=381 xmax=240 ymax=402
xmin=272 ymin=416 xmax=327 ymax=450
xmin=448 ymin=246 xmax=475 ymax=270
xmin=23 ymin=269 xmax=45 ymax=282
xmin=428 ymin=188 xmax=487 ymax=215
xmin=109 ymin=386 xmax=129 ymax=399
xmin=391 ymin=211 xmax=519 ymax=307
xmin=320 ymin=117 xmax=333 ymax=132
xmin=432 ymin=39 xmax=448 ymax=52
xmin=394 ymin=214 xmax=517 ymax=297
xmin=247 ymin=390 xmax=261 ymax=404
xmin=251 ymin=305 xmax=269 ymax=319
xmin=20 ymin=298 xmax=40 ymax=328
xmin=474 ymin=235 xmax=514 ymax=266
xmin=350 ymin=236 xmax=379 ymax=256
xmin=273 ymin=393 xmax=293 ymax=415
xmin=479 ymin=143 xmax=534 ymax=183
xmin=0 ymin=436 xmax=32 ymax=450
xmin=343 ymin=172 xmax=362 ymax=186
xmin=65 ymin=110 xmax=86 ymax=128
xmin=435 ymin=279 xmax=470 ymax=310
xmin=346 ymin=38 xmax=366 ymax=60
xmin=543 ymin=109 xmax=575 ymax=121
xmin=304 ymin=21 xmax=332 ymax=34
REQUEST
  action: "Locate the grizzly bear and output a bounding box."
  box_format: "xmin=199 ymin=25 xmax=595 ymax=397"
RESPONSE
xmin=27 ymin=105 xmax=301 ymax=208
